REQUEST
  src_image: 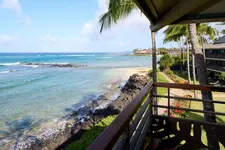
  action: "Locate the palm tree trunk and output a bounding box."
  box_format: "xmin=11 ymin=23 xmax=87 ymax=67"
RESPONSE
xmin=181 ymin=47 xmax=183 ymax=71
xmin=151 ymin=31 xmax=157 ymax=115
xmin=188 ymin=23 xmax=218 ymax=150
xmin=192 ymin=54 xmax=197 ymax=98
xmin=186 ymin=38 xmax=191 ymax=83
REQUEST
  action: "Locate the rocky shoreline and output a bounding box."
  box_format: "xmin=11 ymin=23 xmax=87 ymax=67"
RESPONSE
xmin=23 ymin=63 xmax=87 ymax=68
xmin=0 ymin=74 xmax=148 ymax=150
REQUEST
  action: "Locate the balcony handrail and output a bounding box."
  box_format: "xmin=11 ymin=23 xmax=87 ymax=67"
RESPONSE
xmin=87 ymin=82 xmax=153 ymax=150
xmin=154 ymin=82 xmax=225 ymax=92
xmin=87 ymin=82 xmax=225 ymax=150
xmin=155 ymin=94 xmax=225 ymax=104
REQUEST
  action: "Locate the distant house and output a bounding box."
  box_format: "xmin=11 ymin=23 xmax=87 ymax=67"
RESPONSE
xmin=203 ymin=36 xmax=225 ymax=73
xmin=134 ymin=48 xmax=181 ymax=55
xmin=135 ymin=49 xmax=152 ymax=54
xmin=167 ymin=49 xmax=181 ymax=56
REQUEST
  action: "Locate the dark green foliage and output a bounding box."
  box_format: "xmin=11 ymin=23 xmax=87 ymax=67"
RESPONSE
xmin=216 ymin=72 xmax=225 ymax=81
xmin=67 ymin=115 xmax=117 ymax=150
xmin=133 ymin=48 xmax=138 ymax=53
xmin=148 ymin=68 xmax=159 ymax=76
xmin=170 ymin=55 xmax=187 ymax=70
xmin=158 ymin=48 xmax=168 ymax=55
xmin=164 ymin=24 xmax=218 ymax=44
xmin=99 ymin=0 xmax=136 ymax=33
xmin=159 ymin=54 xmax=175 ymax=71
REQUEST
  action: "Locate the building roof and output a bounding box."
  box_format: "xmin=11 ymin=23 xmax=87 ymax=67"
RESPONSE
xmin=134 ymin=0 xmax=225 ymax=32
xmin=214 ymin=35 xmax=225 ymax=44
xmin=204 ymin=43 xmax=225 ymax=49
xmin=204 ymin=36 xmax=225 ymax=49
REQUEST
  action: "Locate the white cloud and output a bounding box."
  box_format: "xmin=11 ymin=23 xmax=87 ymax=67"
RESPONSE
xmin=0 ymin=35 xmax=16 ymax=45
xmin=40 ymin=34 xmax=58 ymax=43
xmin=119 ymin=41 xmax=129 ymax=47
xmin=1 ymin=0 xmax=30 ymax=24
xmin=17 ymin=16 xmax=31 ymax=24
xmin=1 ymin=0 xmax=21 ymax=14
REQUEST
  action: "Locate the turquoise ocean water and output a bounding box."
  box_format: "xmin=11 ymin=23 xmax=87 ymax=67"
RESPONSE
xmin=0 ymin=53 xmax=154 ymax=139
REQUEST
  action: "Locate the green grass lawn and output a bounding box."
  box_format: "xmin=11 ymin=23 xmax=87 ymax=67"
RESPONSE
xmin=67 ymin=115 xmax=117 ymax=150
xmin=187 ymin=95 xmax=225 ymax=123
xmin=157 ymin=72 xmax=169 ymax=95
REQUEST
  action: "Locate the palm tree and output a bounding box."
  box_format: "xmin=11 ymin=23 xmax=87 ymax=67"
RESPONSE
xmin=197 ymin=23 xmax=218 ymax=44
xmin=163 ymin=24 xmax=191 ymax=83
xmin=188 ymin=23 xmax=219 ymax=149
xmin=164 ymin=24 xmax=218 ymax=84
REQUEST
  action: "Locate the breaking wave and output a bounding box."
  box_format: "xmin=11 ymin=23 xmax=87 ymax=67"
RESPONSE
xmin=0 ymin=62 xmax=21 ymax=66
xmin=0 ymin=70 xmax=17 ymax=74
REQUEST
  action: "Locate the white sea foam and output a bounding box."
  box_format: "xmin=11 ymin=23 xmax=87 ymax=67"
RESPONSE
xmin=60 ymin=54 xmax=95 ymax=57
xmin=0 ymin=62 xmax=21 ymax=66
xmin=0 ymin=70 xmax=17 ymax=74
xmin=22 ymin=64 xmax=39 ymax=68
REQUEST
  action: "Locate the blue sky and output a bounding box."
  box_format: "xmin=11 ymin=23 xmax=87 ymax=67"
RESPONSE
xmin=0 ymin=0 xmax=223 ymax=53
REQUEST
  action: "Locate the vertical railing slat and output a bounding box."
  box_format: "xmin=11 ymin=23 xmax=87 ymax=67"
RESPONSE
xmin=168 ymin=88 xmax=170 ymax=118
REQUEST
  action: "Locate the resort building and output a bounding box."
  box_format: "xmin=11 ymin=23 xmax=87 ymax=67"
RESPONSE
xmin=204 ymin=36 xmax=225 ymax=73
xmin=134 ymin=49 xmax=153 ymax=54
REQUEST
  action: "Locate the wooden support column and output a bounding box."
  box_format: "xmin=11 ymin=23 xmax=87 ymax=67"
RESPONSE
xmin=151 ymin=30 xmax=157 ymax=115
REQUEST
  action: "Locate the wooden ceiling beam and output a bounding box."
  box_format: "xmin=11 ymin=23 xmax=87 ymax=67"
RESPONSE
xmin=149 ymin=0 xmax=221 ymax=31
xmin=175 ymin=13 xmax=225 ymax=24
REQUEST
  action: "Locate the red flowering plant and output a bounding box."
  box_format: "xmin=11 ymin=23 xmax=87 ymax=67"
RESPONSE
xmin=171 ymin=101 xmax=187 ymax=118
xmin=162 ymin=110 xmax=174 ymax=117
xmin=184 ymin=80 xmax=189 ymax=84
xmin=162 ymin=95 xmax=192 ymax=118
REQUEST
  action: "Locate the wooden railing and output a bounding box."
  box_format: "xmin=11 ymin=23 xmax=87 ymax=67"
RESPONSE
xmin=154 ymin=82 xmax=225 ymax=119
xmin=87 ymin=82 xmax=225 ymax=150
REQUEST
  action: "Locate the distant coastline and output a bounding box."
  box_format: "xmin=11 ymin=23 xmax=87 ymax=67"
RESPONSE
xmin=125 ymin=54 xmax=152 ymax=56
xmin=125 ymin=54 xmax=163 ymax=57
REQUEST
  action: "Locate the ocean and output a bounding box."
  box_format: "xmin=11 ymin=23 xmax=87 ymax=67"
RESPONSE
xmin=0 ymin=53 xmax=156 ymax=140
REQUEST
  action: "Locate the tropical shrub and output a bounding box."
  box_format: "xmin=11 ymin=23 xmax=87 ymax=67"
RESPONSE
xmin=158 ymin=48 xmax=168 ymax=55
xmin=165 ymin=70 xmax=189 ymax=84
xmin=218 ymin=72 xmax=225 ymax=81
xmin=148 ymin=68 xmax=159 ymax=76
xmin=166 ymin=70 xmax=173 ymax=75
xmin=170 ymin=55 xmax=187 ymax=71
xmin=163 ymin=95 xmax=192 ymax=119
xmin=159 ymin=54 xmax=175 ymax=71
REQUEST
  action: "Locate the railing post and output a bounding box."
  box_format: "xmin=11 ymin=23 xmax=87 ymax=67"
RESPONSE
xmin=125 ymin=124 xmax=130 ymax=150
xmin=149 ymin=94 xmax=153 ymax=150
xmin=151 ymin=30 xmax=158 ymax=115
xmin=168 ymin=88 xmax=170 ymax=118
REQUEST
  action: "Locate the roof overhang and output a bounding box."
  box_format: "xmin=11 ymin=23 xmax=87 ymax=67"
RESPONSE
xmin=204 ymin=43 xmax=225 ymax=49
xmin=134 ymin=0 xmax=225 ymax=32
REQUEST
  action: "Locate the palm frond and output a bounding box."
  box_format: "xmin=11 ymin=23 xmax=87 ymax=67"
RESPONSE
xmin=99 ymin=11 xmax=112 ymax=33
xmin=197 ymin=23 xmax=218 ymax=43
xmin=222 ymin=30 xmax=225 ymax=35
xmin=99 ymin=0 xmax=137 ymax=33
xmin=163 ymin=24 xmax=188 ymax=44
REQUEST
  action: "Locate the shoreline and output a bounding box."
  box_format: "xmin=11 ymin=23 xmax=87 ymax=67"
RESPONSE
xmin=0 ymin=67 xmax=149 ymax=150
